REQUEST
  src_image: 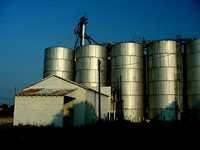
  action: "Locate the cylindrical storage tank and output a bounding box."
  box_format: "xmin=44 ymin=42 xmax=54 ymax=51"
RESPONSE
xmin=43 ymin=47 xmax=74 ymax=80
xmin=147 ymin=40 xmax=183 ymax=121
xmin=187 ymin=39 xmax=200 ymax=120
xmin=111 ymin=43 xmax=144 ymax=122
xmin=75 ymin=45 xmax=107 ymax=87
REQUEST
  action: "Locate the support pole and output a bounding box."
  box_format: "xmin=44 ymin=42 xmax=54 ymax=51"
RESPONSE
xmin=98 ymin=59 xmax=101 ymax=121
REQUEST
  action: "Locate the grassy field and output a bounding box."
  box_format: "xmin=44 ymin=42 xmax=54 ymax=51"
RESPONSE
xmin=0 ymin=120 xmax=199 ymax=144
xmin=1 ymin=119 xmax=196 ymax=145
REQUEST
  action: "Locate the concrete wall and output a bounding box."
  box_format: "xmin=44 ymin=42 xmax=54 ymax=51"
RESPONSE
xmin=14 ymin=96 xmax=64 ymax=127
xmin=72 ymin=90 xmax=110 ymax=127
xmin=71 ymin=89 xmax=87 ymax=127
xmin=14 ymin=76 xmax=111 ymax=127
xmin=99 ymin=93 xmax=111 ymax=120
xmin=25 ymin=76 xmax=88 ymax=127
xmin=27 ymin=76 xmax=111 ymax=126
xmin=90 ymin=86 xmax=111 ymax=120
xmin=86 ymin=90 xmax=110 ymax=122
xmin=85 ymin=90 xmax=98 ymax=124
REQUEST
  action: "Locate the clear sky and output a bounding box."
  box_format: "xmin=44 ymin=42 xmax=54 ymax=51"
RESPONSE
xmin=0 ymin=0 xmax=200 ymax=104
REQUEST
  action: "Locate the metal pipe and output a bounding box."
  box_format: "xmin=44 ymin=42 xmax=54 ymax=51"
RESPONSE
xmin=81 ymin=23 xmax=86 ymax=46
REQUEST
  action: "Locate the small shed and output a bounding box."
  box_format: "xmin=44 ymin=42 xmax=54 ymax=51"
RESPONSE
xmin=13 ymin=75 xmax=111 ymax=127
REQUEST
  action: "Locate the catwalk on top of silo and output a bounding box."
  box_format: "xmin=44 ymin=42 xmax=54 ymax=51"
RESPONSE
xmin=111 ymin=42 xmax=144 ymax=122
xmin=147 ymin=40 xmax=183 ymax=121
xmin=43 ymin=46 xmax=74 ymax=80
xmin=186 ymin=39 xmax=200 ymax=120
xmin=75 ymin=44 xmax=107 ymax=87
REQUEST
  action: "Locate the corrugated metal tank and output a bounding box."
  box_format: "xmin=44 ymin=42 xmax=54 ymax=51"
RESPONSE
xmin=75 ymin=45 xmax=107 ymax=87
xmin=111 ymin=43 xmax=144 ymax=122
xmin=187 ymin=39 xmax=200 ymax=120
xmin=147 ymin=40 xmax=183 ymax=121
xmin=43 ymin=47 xmax=74 ymax=80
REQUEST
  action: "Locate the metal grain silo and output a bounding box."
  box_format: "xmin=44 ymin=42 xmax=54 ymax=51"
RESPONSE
xmin=147 ymin=40 xmax=183 ymax=121
xmin=111 ymin=43 xmax=144 ymax=122
xmin=187 ymin=39 xmax=200 ymax=120
xmin=75 ymin=44 xmax=107 ymax=87
xmin=43 ymin=47 xmax=74 ymax=80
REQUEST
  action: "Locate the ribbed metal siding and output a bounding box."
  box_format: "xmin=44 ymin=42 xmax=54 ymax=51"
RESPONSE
xmin=187 ymin=39 xmax=200 ymax=120
xmin=147 ymin=40 xmax=182 ymax=121
xmin=111 ymin=43 xmax=144 ymax=122
xmin=75 ymin=45 xmax=107 ymax=87
xmin=43 ymin=47 xmax=74 ymax=80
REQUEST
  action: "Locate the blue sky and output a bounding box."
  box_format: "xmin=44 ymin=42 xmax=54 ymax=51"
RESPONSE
xmin=0 ymin=0 xmax=200 ymax=104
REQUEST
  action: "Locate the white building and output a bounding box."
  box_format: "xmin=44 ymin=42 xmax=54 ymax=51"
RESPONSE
xmin=13 ymin=75 xmax=111 ymax=127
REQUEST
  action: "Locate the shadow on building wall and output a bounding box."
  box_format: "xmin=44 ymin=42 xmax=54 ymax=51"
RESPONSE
xmin=188 ymin=99 xmax=200 ymax=121
xmin=149 ymin=101 xmax=178 ymax=121
xmin=150 ymin=100 xmax=200 ymax=122
xmin=51 ymin=100 xmax=97 ymax=128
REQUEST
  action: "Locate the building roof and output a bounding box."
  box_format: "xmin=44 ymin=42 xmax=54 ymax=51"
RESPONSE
xmin=16 ymin=88 xmax=77 ymax=96
xmin=18 ymin=75 xmax=109 ymax=97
